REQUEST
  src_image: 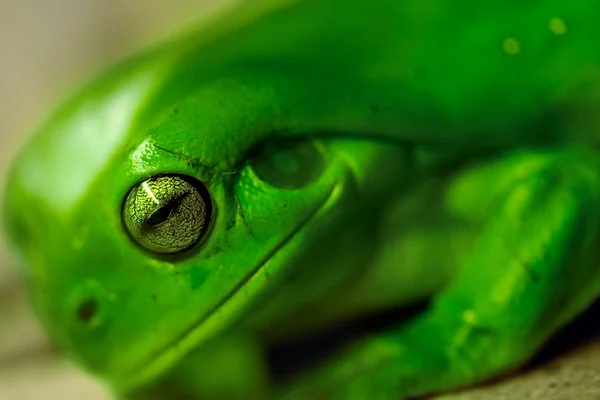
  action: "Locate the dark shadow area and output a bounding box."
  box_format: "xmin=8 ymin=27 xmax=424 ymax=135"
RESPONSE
xmin=266 ymin=300 xmax=430 ymax=383
xmin=529 ymin=298 xmax=600 ymax=369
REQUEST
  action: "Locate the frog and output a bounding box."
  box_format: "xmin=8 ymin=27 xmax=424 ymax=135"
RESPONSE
xmin=4 ymin=0 xmax=600 ymax=399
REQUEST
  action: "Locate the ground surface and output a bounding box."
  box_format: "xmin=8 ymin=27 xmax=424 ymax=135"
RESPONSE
xmin=1 ymin=1 xmax=600 ymax=399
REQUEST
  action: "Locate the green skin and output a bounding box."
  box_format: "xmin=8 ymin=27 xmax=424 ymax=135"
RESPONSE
xmin=4 ymin=0 xmax=600 ymax=398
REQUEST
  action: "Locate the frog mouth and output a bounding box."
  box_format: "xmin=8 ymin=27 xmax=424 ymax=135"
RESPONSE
xmin=119 ymin=185 xmax=340 ymax=392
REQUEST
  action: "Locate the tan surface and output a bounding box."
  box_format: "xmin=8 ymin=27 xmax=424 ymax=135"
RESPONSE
xmin=1 ymin=1 xmax=599 ymax=399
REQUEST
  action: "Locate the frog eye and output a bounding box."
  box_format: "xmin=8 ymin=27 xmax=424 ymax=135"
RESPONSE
xmin=250 ymin=141 xmax=324 ymax=189
xmin=122 ymin=175 xmax=212 ymax=255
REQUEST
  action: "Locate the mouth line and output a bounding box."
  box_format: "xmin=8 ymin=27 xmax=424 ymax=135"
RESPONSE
xmin=121 ymin=186 xmax=337 ymax=391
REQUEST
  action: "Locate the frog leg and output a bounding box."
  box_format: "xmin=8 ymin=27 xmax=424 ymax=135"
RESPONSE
xmin=279 ymin=148 xmax=600 ymax=400
xmin=123 ymin=334 xmax=268 ymax=400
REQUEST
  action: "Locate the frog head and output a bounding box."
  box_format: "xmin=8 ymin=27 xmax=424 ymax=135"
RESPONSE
xmin=2 ymin=36 xmax=411 ymax=392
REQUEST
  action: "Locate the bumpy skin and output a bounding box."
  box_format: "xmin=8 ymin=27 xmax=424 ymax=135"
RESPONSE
xmin=4 ymin=0 xmax=600 ymax=399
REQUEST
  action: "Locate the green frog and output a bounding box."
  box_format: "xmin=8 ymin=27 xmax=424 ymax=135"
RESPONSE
xmin=4 ymin=0 xmax=600 ymax=398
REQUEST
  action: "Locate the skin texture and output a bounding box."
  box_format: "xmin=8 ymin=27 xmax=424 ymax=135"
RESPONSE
xmin=3 ymin=0 xmax=600 ymax=398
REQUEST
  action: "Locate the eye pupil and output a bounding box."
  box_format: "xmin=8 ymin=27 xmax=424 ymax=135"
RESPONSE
xmin=146 ymin=203 xmax=176 ymax=227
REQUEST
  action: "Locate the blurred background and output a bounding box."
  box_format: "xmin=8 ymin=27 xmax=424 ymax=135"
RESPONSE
xmin=1 ymin=1 xmax=600 ymax=399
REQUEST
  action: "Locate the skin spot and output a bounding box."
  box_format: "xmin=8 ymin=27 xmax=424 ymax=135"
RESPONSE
xmin=224 ymin=220 xmax=236 ymax=231
xmin=502 ymin=37 xmax=521 ymax=55
xmin=72 ymin=238 xmax=84 ymax=250
xmin=462 ymin=309 xmax=477 ymax=324
xmin=549 ymin=17 xmax=567 ymax=36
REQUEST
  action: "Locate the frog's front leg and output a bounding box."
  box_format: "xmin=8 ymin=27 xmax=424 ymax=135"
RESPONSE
xmin=124 ymin=334 xmax=269 ymax=400
xmin=280 ymin=148 xmax=600 ymax=400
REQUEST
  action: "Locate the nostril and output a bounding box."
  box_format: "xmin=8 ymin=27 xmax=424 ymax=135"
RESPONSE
xmin=68 ymin=281 xmax=108 ymax=329
xmin=77 ymin=298 xmax=98 ymax=323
